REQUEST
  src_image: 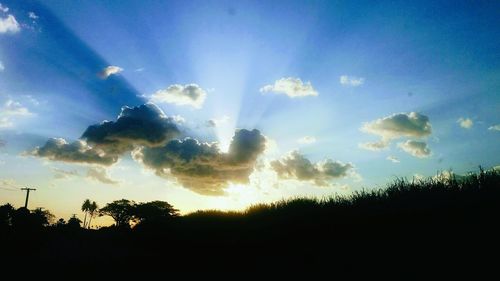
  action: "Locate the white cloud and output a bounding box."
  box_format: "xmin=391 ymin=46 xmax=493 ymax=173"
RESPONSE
xmin=340 ymin=75 xmax=365 ymax=87
xmin=260 ymin=77 xmax=318 ymax=98
xmin=0 ymin=61 xmax=4 ymax=71
xmin=398 ymin=140 xmax=431 ymax=158
xmin=457 ymin=117 xmax=473 ymax=129
xmin=28 ymin=12 xmax=38 ymax=19
xmin=488 ymin=124 xmax=500 ymax=131
xmin=361 ymin=112 xmax=432 ymax=140
xmin=0 ymin=99 xmax=33 ymax=129
xmin=358 ymin=140 xmax=389 ymax=151
xmin=297 ymin=136 xmax=316 ymax=144
xmin=271 ymin=151 xmax=354 ymax=186
xmin=2 ymin=99 xmax=32 ymax=116
xmin=386 ymin=156 xmax=400 ymax=163
xmin=151 ymin=84 xmax=207 ymax=109
xmin=0 ymin=14 xmax=20 ymax=33
xmin=0 ymin=3 xmax=8 ymax=13
xmin=99 ymin=65 xmax=123 ymax=79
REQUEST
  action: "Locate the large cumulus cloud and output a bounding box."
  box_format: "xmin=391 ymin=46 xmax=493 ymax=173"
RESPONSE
xmin=32 ymin=103 xmax=180 ymax=165
xmin=133 ymin=129 xmax=266 ymax=195
xmin=271 ymin=151 xmax=353 ymax=186
xmin=81 ymin=103 xmax=180 ymax=155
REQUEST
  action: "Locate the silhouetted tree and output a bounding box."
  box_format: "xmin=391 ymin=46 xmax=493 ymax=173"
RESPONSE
xmin=81 ymin=199 xmax=91 ymax=228
xmin=87 ymin=201 xmax=98 ymax=229
xmin=32 ymin=208 xmax=55 ymax=226
xmin=0 ymin=203 xmax=14 ymax=228
xmin=55 ymin=218 xmax=66 ymax=227
xmin=11 ymin=207 xmax=54 ymax=230
xmin=67 ymin=214 xmax=82 ymax=229
xmin=99 ymin=199 xmax=135 ymax=228
xmin=134 ymin=201 xmax=179 ymax=225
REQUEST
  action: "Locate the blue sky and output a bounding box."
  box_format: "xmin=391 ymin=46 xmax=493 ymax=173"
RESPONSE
xmin=1 ymin=0 xmax=499 ymax=222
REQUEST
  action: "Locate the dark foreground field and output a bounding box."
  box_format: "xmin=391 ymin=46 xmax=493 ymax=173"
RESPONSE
xmin=2 ymin=169 xmax=499 ymax=276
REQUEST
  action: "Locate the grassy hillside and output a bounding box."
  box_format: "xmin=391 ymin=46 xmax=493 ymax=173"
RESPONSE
xmin=2 ymin=168 xmax=499 ymax=275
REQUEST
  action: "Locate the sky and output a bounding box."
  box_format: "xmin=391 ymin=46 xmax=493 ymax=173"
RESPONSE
xmin=1 ymin=0 xmax=499 ymax=225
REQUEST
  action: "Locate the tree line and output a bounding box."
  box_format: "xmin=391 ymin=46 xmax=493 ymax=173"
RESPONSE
xmin=0 ymin=199 xmax=179 ymax=230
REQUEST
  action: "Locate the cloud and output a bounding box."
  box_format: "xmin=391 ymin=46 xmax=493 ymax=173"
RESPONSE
xmin=86 ymin=167 xmax=119 ymax=185
xmin=81 ymin=103 xmax=181 ymax=155
xmin=339 ymin=75 xmax=365 ymax=87
xmin=0 ymin=117 xmax=12 ymax=128
xmin=0 ymin=3 xmax=9 ymax=13
xmin=297 ymin=136 xmax=316 ymax=144
xmin=488 ymin=124 xmax=500 ymax=131
xmin=2 ymin=99 xmax=32 ymax=116
xmin=28 ymin=12 xmax=38 ymax=19
xmin=398 ymin=140 xmax=431 ymax=158
xmin=52 ymin=168 xmax=79 ymax=179
xmin=99 ymin=65 xmax=123 ymax=79
xmin=270 ymin=151 xmax=353 ymax=186
xmin=260 ymin=77 xmax=318 ymax=98
xmin=206 ymin=116 xmax=229 ymax=127
xmin=358 ymin=140 xmax=389 ymax=151
xmin=0 ymin=99 xmax=33 ymax=128
xmin=361 ymin=112 xmax=432 ymax=140
xmin=151 ymin=84 xmax=207 ymax=109
xmin=0 ymin=61 xmax=4 ymax=71
xmin=30 ymin=138 xmax=119 ymax=165
xmin=0 ymin=139 xmax=5 ymax=147
xmin=386 ymin=156 xmax=400 ymax=163
xmin=0 ymin=14 xmax=20 ymax=33
xmin=457 ymin=117 xmax=473 ymax=129
xmin=133 ymin=129 xmax=266 ymax=195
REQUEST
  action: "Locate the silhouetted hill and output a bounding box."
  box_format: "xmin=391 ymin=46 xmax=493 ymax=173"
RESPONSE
xmin=1 ymin=169 xmax=499 ymax=276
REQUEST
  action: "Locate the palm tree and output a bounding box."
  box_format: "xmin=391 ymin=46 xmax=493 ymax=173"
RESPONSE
xmin=81 ymin=199 xmax=91 ymax=228
xmin=86 ymin=201 xmax=98 ymax=229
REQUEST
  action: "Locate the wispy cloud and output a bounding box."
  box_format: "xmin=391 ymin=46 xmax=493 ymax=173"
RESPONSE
xmin=359 ymin=141 xmax=389 ymax=151
xmin=488 ymin=124 xmax=500 ymax=131
xmin=99 ymin=65 xmax=123 ymax=79
xmin=457 ymin=117 xmax=473 ymax=129
xmin=260 ymin=77 xmax=318 ymax=98
xmin=386 ymin=156 xmax=400 ymax=163
xmin=87 ymin=167 xmax=119 ymax=185
xmin=340 ymin=75 xmax=364 ymax=87
xmin=0 ymin=3 xmax=9 ymax=13
xmin=297 ymin=136 xmax=316 ymax=144
xmin=151 ymin=84 xmax=207 ymax=109
xmin=0 ymin=60 xmax=4 ymax=71
xmin=28 ymin=12 xmax=38 ymax=20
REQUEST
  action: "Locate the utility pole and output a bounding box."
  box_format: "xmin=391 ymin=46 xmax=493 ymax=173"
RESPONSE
xmin=20 ymin=187 xmax=36 ymax=209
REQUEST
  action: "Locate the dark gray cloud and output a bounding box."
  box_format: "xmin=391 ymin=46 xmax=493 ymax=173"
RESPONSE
xmin=271 ymin=151 xmax=353 ymax=186
xmin=133 ymin=129 xmax=266 ymax=195
xmin=32 ymin=104 xmax=181 ymax=165
xmin=82 ymin=103 xmax=180 ymax=155
xmin=31 ymin=138 xmax=118 ymax=165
